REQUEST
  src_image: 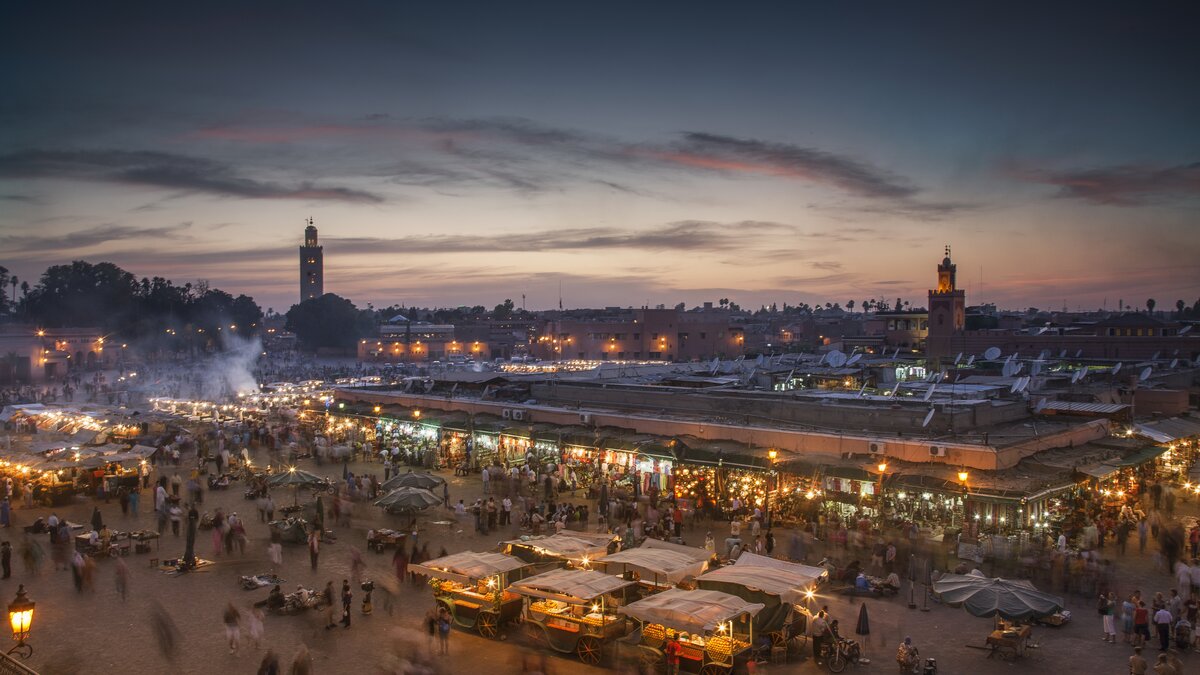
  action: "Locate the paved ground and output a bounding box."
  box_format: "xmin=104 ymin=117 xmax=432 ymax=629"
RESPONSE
xmin=8 ymin=447 xmax=1199 ymax=675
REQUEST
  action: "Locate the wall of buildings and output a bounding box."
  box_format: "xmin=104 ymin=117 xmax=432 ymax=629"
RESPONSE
xmin=535 ymin=308 xmax=744 ymax=361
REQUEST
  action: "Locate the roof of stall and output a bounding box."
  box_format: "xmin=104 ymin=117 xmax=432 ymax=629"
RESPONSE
xmin=619 ymin=588 xmax=765 ymax=633
xmin=509 ymin=568 xmax=635 ymax=604
xmin=409 ymin=551 xmax=527 ymax=583
xmin=502 ymin=533 xmax=617 ymax=559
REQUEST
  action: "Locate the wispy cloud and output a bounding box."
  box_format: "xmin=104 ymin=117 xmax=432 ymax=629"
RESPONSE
xmin=810 ymin=261 xmax=843 ymax=271
xmin=0 ymin=222 xmax=194 ymax=254
xmin=0 ymin=149 xmax=384 ymax=203
xmin=1007 ymin=161 xmax=1200 ymax=206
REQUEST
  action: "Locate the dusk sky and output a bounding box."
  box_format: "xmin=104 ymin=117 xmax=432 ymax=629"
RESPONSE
xmin=2 ymin=2 xmax=1198 ymax=314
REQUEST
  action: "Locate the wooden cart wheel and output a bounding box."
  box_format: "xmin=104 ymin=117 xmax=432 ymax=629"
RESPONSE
xmin=769 ymin=631 xmax=787 ymax=648
xmin=699 ymin=665 xmax=729 ymax=675
xmin=476 ymin=610 xmax=499 ymax=638
xmin=638 ymin=646 xmax=664 ymax=674
xmin=576 ymin=635 xmax=602 ymax=665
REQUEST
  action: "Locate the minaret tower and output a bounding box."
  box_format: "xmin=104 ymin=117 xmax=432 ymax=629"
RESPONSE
xmin=299 ymin=217 xmax=324 ymax=302
xmin=926 ymin=245 xmax=965 ymax=361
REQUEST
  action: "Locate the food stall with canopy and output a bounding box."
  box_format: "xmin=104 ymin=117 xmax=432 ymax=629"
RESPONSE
xmin=618 ymin=588 xmax=764 ymax=675
xmin=411 ymin=551 xmax=530 ymax=638
xmin=696 ymin=553 xmax=824 ymax=651
xmin=510 ymin=567 xmax=636 ymax=664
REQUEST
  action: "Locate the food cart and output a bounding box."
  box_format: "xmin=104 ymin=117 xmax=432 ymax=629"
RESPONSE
xmin=501 ymin=532 xmax=620 ymax=565
xmin=511 ymin=568 xmax=635 ymax=664
xmin=411 ymin=551 xmax=530 ymax=638
xmin=367 ymin=528 xmax=407 ymax=554
xmin=618 ymin=588 xmax=763 ymax=675
xmin=696 ymin=553 xmax=824 ymax=654
xmin=598 ymin=538 xmax=712 ymax=597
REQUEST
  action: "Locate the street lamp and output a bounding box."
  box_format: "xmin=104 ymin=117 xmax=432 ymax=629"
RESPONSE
xmin=7 ymin=585 xmax=33 ymax=659
xmin=767 ymin=449 xmax=778 ymax=528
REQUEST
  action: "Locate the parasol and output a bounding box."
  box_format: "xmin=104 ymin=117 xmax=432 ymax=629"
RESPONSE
xmin=855 ymin=602 xmax=870 ymax=636
xmin=374 ymin=486 xmax=441 ymax=514
xmin=267 ymin=467 xmax=328 ymax=505
xmin=932 ymin=570 xmax=1064 ymax=621
xmin=381 ymin=472 xmax=446 ymax=492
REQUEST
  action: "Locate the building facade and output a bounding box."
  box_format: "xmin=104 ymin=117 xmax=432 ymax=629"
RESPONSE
xmin=299 ymin=219 xmax=324 ymax=302
xmin=534 ymin=308 xmax=744 ymax=362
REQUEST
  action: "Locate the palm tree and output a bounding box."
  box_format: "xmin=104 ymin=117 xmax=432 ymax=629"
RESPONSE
xmin=8 ymin=275 xmax=16 ymax=303
xmin=1146 ymin=298 xmax=1156 ymax=315
xmin=1176 ymin=299 xmax=1185 ymax=317
xmin=847 ymin=300 xmax=855 ymax=313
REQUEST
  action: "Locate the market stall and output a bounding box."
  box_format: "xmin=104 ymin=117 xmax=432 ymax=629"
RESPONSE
xmin=598 ymin=538 xmax=712 ymax=592
xmin=696 ymin=552 xmax=822 ymax=649
xmin=618 ymin=588 xmax=763 ymax=675
xmin=411 ymin=551 xmax=530 ymax=638
xmin=502 ymin=532 xmax=620 ymax=565
xmin=510 ymin=568 xmax=635 ymax=664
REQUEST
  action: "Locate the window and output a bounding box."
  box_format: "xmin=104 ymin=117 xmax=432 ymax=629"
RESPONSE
xmin=634 ymin=352 xmax=641 ymax=358
xmin=699 ymin=332 xmax=707 ymax=339
xmin=938 ymin=315 xmax=944 ymax=325
xmin=649 ymin=351 xmax=662 ymax=359
xmin=651 ymin=333 xmax=659 ymax=340
xmin=618 ymin=351 xmax=625 ymax=359
xmin=678 ymin=333 xmax=689 ymax=340
xmin=633 ymin=333 xmax=640 ymax=340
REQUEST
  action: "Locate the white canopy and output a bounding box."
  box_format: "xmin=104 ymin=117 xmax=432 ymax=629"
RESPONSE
xmin=619 ymin=588 xmax=764 ymax=633
xmin=0 ymin=404 xmax=46 ymax=422
xmin=734 ymin=552 xmax=828 ymax=583
xmin=697 ymin=554 xmax=820 ymax=604
xmin=602 ymin=539 xmax=711 ymax=584
xmin=510 ymin=568 xmax=635 ymax=604
xmin=503 ymin=533 xmax=617 ymax=560
xmin=410 ymin=551 xmax=527 ymax=584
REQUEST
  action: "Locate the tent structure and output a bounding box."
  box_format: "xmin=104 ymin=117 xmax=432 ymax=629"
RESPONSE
xmin=503 ymin=533 xmax=619 ymax=563
xmin=932 ymin=570 xmax=1065 ymax=621
xmin=733 ymin=552 xmax=828 ymax=584
xmin=411 ymin=551 xmax=528 ymax=584
xmin=381 ymin=472 xmax=446 ymax=492
xmin=373 ymin=486 xmax=441 ymax=514
xmin=696 ymin=552 xmax=822 ymax=634
xmin=600 ymin=539 xmax=711 ymax=585
xmin=510 ymin=568 xmax=635 ymax=604
xmin=619 ymin=588 xmax=764 ymax=634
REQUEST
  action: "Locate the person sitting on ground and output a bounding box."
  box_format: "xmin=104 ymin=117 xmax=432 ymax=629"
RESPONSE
xmin=266 ymin=584 xmax=285 ymax=610
xmin=884 ymin=571 xmax=902 ymax=592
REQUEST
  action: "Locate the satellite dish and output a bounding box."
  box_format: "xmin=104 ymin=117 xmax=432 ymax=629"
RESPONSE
xmin=755 ymin=354 xmax=764 ymax=366
xmin=1169 ymin=358 xmax=1178 ymax=369
xmin=1139 ymin=366 xmax=1152 ymax=382
xmin=1181 ymin=325 xmax=1194 ymax=335
xmin=1017 ymin=376 xmax=1030 ymax=393
xmin=892 ymin=348 xmax=901 ymax=359
xmin=829 ymin=351 xmax=848 ymax=368
xmin=965 ymin=355 xmax=975 ymax=367
xmin=1012 ymin=362 xmax=1023 ymax=375
xmin=954 ymin=352 xmax=963 ymax=365
xmin=1001 ymin=361 xmax=1016 ymax=377
xmin=1172 ymin=349 xmax=1179 ymax=356
xmin=1033 ymin=398 xmax=1047 ymax=414
xmin=1009 ymin=379 xmax=1021 ymax=393
xmin=889 ymin=381 xmax=901 ymax=397
xmin=1111 ymin=362 xmax=1122 ymax=375
xmin=1031 ymin=362 xmax=1042 ymax=377
xmin=1151 ymin=351 xmax=1161 ymax=361
xmin=1038 ymin=349 xmax=1049 ymax=361
xmin=1058 ymin=349 xmax=1067 ymax=358
xmin=923 ymin=383 xmax=937 ymax=401
xmin=984 ymin=347 xmax=1001 ymax=360
xmin=1074 ymin=349 xmax=1083 ymax=358
xmin=710 ymin=357 xmax=720 ymax=375
xmin=846 ymin=353 xmax=863 ymax=366
xmin=921 ymin=407 xmax=935 ymax=428
xmin=818 ymin=353 xmax=829 ymax=366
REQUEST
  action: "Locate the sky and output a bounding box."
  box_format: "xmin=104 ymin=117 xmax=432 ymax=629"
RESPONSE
xmin=1 ymin=1 xmax=1198 ymax=314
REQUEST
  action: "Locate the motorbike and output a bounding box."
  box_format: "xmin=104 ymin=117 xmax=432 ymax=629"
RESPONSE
xmin=819 ymin=637 xmax=863 ymax=673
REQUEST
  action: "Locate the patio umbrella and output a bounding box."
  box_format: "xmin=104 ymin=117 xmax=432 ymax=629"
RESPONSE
xmin=381 ymin=472 xmax=446 ymax=492
xmin=267 ymin=468 xmax=327 ymax=505
xmin=855 ymin=602 xmax=870 ymax=636
xmin=374 ymin=487 xmax=441 ymax=515
xmin=932 ymin=570 xmax=1064 ymax=621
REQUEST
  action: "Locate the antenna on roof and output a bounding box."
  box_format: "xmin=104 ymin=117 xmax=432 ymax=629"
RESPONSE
xmin=1074 ymin=349 xmax=1083 ymax=358
xmin=1038 ymin=349 xmax=1049 ymax=361
xmin=922 ymin=407 xmax=935 ymax=428
xmin=710 ymin=357 xmax=720 ymax=375
xmin=846 ymin=353 xmax=863 ymax=366
xmin=890 ymin=381 xmax=901 ymax=397
xmin=983 ymin=346 xmax=1001 ymax=361
xmin=924 ymin=383 xmax=937 ymax=401
xmin=892 ymin=347 xmax=901 ymax=359
xmin=818 ymin=353 xmax=829 ymax=366
xmin=857 ymin=383 xmax=868 ymax=398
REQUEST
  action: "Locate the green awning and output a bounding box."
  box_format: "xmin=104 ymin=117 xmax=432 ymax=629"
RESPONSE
xmin=1111 ymin=445 xmax=1169 ymax=467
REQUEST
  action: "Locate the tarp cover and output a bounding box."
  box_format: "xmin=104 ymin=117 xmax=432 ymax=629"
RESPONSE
xmin=504 ymin=533 xmax=616 ymax=560
xmin=412 ymin=551 xmax=527 ymax=583
xmin=619 ymin=588 xmax=763 ymax=633
xmin=510 ymin=568 xmax=634 ymax=604
xmin=602 ymin=540 xmax=710 ymax=584
xmin=733 ymin=552 xmax=828 ymax=584
xmin=697 ymin=562 xmax=818 ymax=605
xmin=381 ymin=472 xmax=446 ymax=491
xmin=932 ymin=570 xmax=1064 ymax=620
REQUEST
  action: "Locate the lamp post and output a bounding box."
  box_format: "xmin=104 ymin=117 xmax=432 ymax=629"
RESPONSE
xmin=957 ymin=470 xmax=970 ymax=531
xmin=7 ymin=585 xmax=33 ymax=659
xmin=767 ymin=449 xmax=778 ymax=529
